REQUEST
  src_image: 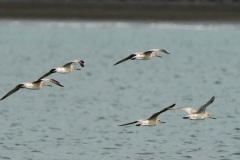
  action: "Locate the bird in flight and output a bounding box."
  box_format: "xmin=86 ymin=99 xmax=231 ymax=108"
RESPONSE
xmin=118 ymin=104 xmax=175 ymax=126
xmin=39 ymin=60 xmax=85 ymax=79
xmin=114 ymin=49 xmax=170 ymax=65
xmin=0 ymin=78 xmax=64 ymax=101
xmin=167 ymin=96 xmax=216 ymax=120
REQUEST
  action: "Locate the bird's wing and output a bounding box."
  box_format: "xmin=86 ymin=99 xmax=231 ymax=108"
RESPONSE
xmin=62 ymin=62 xmax=74 ymax=68
xmin=114 ymin=54 xmax=136 ymax=65
xmin=76 ymin=60 xmax=85 ymax=67
xmin=167 ymin=107 xmax=197 ymax=114
xmin=0 ymin=84 xmax=23 ymax=101
xmin=196 ymin=96 xmax=215 ymax=114
xmin=149 ymin=49 xmax=170 ymax=54
xmin=41 ymin=78 xmax=64 ymax=87
xmin=38 ymin=69 xmax=56 ymax=80
xmin=65 ymin=60 xmax=85 ymax=67
xmin=147 ymin=104 xmax=176 ymax=120
xmin=118 ymin=121 xmax=138 ymax=126
xmin=143 ymin=50 xmax=154 ymax=54
xmin=141 ymin=51 xmax=154 ymax=56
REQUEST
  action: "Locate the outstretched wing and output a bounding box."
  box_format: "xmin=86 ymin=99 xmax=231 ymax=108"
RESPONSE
xmin=62 ymin=62 xmax=74 ymax=68
xmin=148 ymin=49 xmax=170 ymax=54
xmin=147 ymin=104 xmax=176 ymax=120
xmin=0 ymin=84 xmax=23 ymax=101
xmin=41 ymin=78 xmax=64 ymax=87
xmin=118 ymin=121 xmax=138 ymax=126
xmin=75 ymin=60 xmax=85 ymax=67
xmin=63 ymin=60 xmax=85 ymax=68
xmin=167 ymin=107 xmax=197 ymax=114
xmin=38 ymin=69 xmax=56 ymax=80
xmin=114 ymin=54 xmax=136 ymax=65
xmin=196 ymin=96 xmax=215 ymax=114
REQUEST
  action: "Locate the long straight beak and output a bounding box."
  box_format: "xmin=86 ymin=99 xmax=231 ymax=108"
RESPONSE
xmin=210 ymin=116 xmax=216 ymax=119
xmin=74 ymin=68 xmax=81 ymax=70
xmin=156 ymin=55 xmax=162 ymax=58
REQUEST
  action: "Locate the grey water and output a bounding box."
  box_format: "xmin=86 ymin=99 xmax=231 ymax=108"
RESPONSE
xmin=0 ymin=20 xmax=240 ymax=160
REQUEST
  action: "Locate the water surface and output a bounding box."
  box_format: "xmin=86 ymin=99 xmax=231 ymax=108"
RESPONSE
xmin=0 ymin=20 xmax=240 ymax=160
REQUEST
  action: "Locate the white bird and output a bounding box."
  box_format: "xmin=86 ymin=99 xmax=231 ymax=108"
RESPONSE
xmin=114 ymin=49 xmax=170 ymax=65
xmin=0 ymin=78 xmax=64 ymax=101
xmin=39 ymin=60 xmax=85 ymax=79
xmin=168 ymin=96 xmax=216 ymax=120
xmin=118 ymin=104 xmax=175 ymax=126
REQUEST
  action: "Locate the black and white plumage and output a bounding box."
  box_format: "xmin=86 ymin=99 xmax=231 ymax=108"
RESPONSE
xmin=118 ymin=104 xmax=175 ymax=127
xmin=168 ymin=96 xmax=216 ymax=120
xmin=114 ymin=49 xmax=170 ymax=65
xmin=0 ymin=78 xmax=64 ymax=101
xmin=39 ymin=60 xmax=85 ymax=79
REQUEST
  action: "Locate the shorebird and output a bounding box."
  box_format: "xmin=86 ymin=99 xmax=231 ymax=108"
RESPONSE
xmin=0 ymin=78 xmax=64 ymax=101
xmin=118 ymin=104 xmax=175 ymax=126
xmin=114 ymin=49 xmax=170 ymax=65
xmin=39 ymin=60 xmax=85 ymax=79
xmin=167 ymin=96 xmax=216 ymax=120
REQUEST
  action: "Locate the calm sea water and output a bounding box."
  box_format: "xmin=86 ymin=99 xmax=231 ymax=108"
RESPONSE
xmin=0 ymin=20 xmax=240 ymax=160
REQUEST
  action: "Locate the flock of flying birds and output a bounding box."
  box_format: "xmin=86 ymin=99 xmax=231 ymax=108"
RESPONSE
xmin=0 ymin=60 xmax=84 ymax=101
xmin=1 ymin=49 xmax=216 ymax=127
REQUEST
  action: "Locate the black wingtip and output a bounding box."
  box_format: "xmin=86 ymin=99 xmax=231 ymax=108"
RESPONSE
xmin=1 ymin=95 xmax=8 ymax=101
xmin=1 ymin=96 xmax=7 ymax=101
xmin=50 ymin=69 xmax=57 ymax=73
xmin=78 ymin=60 xmax=84 ymax=67
xmin=162 ymin=49 xmax=170 ymax=54
xmin=211 ymin=96 xmax=215 ymax=101
xmin=167 ymin=104 xmax=176 ymax=109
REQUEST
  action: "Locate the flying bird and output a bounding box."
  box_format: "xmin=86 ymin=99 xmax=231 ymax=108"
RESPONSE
xmin=0 ymin=78 xmax=64 ymax=101
xmin=114 ymin=49 xmax=170 ymax=65
xmin=118 ymin=104 xmax=175 ymax=126
xmin=167 ymin=96 xmax=216 ymax=120
xmin=39 ymin=60 xmax=84 ymax=79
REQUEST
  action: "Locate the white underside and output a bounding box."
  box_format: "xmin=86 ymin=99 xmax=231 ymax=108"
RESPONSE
xmin=140 ymin=120 xmax=157 ymax=126
xmin=189 ymin=113 xmax=206 ymax=120
xmin=56 ymin=67 xmax=71 ymax=74
xmin=135 ymin=55 xmax=151 ymax=60
xmin=23 ymin=83 xmax=40 ymax=90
